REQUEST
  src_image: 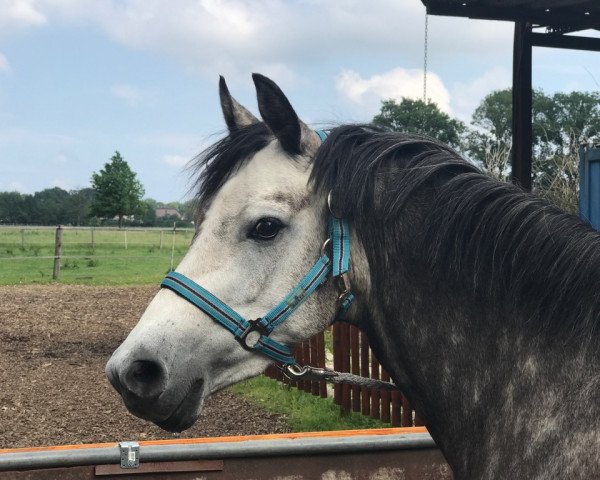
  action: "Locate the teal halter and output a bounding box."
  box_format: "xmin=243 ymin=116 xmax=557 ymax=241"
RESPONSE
xmin=160 ymin=130 xmax=354 ymax=366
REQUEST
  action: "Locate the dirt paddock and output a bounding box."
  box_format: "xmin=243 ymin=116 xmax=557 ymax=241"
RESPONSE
xmin=0 ymin=285 xmax=290 ymax=448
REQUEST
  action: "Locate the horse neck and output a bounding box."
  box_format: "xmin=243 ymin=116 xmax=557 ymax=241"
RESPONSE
xmin=352 ymin=206 xmax=600 ymax=479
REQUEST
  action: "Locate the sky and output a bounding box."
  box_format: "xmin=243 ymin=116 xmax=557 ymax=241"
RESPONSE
xmin=0 ymin=0 xmax=599 ymax=203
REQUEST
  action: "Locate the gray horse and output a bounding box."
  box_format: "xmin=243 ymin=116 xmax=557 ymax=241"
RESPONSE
xmin=107 ymin=74 xmax=600 ymax=480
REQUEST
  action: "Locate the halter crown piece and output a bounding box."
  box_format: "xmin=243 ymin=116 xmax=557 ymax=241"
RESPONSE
xmin=160 ymin=130 xmax=354 ymax=367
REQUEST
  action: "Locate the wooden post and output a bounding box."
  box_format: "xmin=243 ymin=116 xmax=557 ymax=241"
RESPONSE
xmin=91 ymin=228 xmax=95 ymax=249
xmin=170 ymin=223 xmax=177 ymax=271
xmin=20 ymin=229 xmax=25 ymax=249
xmin=160 ymin=230 xmax=164 ymax=250
xmin=124 ymin=229 xmax=128 ymax=249
xmin=512 ymin=21 xmax=533 ymax=191
xmin=52 ymin=226 xmax=63 ymax=280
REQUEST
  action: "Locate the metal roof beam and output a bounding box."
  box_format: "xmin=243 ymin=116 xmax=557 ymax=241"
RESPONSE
xmin=424 ymin=4 xmax=599 ymax=31
xmin=530 ymin=32 xmax=600 ymax=52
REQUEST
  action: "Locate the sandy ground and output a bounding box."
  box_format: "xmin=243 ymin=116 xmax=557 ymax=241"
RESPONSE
xmin=0 ymin=284 xmax=290 ymax=448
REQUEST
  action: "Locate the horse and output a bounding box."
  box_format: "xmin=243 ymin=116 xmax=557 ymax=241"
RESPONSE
xmin=106 ymin=74 xmax=600 ymax=479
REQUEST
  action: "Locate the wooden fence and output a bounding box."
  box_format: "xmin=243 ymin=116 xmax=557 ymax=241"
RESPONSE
xmin=266 ymin=323 xmax=423 ymax=427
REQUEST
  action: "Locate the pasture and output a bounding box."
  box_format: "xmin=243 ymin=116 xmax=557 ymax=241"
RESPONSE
xmin=0 ymin=226 xmax=194 ymax=285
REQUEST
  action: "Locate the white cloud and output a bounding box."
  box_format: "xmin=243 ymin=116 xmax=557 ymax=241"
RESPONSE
xmin=110 ymin=84 xmax=152 ymax=107
xmin=2 ymin=180 xmax=27 ymax=192
xmin=161 ymin=154 xmax=190 ymax=168
xmin=0 ymin=0 xmax=47 ymax=31
xmin=336 ymin=67 xmax=451 ymax=115
xmin=450 ymin=67 xmax=512 ymax=122
xmin=2 ymin=0 xmax=512 ymax=83
xmin=0 ymin=53 xmax=11 ymax=73
xmin=51 ymin=178 xmax=73 ymax=190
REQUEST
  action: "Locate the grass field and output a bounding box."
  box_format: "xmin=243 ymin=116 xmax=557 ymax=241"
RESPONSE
xmin=230 ymin=376 xmax=388 ymax=431
xmin=0 ymin=226 xmax=195 ymax=285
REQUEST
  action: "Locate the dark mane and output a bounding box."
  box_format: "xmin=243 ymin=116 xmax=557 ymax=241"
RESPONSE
xmin=311 ymin=124 xmax=600 ymax=338
xmin=191 ymin=122 xmax=272 ymax=216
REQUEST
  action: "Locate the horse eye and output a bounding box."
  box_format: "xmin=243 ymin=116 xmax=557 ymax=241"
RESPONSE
xmin=249 ymin=218 xmax=284 ymax=240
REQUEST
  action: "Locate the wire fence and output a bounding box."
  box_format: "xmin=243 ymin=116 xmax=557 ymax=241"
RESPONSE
xmin=0 ymin=225 xmax=195 ymax=284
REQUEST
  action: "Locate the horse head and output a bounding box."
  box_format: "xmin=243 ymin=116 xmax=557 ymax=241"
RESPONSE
xmin=105 ymin=75 xmax=352 ymax=432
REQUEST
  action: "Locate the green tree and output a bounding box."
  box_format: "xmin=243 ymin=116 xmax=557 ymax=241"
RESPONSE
xmin=0 ymin=191 xmax=31 ymax=224
xmin=67 ymin=188 xmax=95 ymax=226
xmin=466 ymin=88 xmax=600 ymax=213
xmin=141 ymin=198 xmax=158 ymax=226
xmin=91 ymin=151 xmax=145 ymax=228
xmin=30 ymin=187 xmax=71 ymax=225
xmin=373 ymin=98 xmax=466 ymax=150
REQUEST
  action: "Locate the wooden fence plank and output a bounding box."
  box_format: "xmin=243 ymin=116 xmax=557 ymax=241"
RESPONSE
xmin=370 ymin=354 xmax=380 ymax=420
xmin=316 ymin=331 xmax=327 ymax=398
xmin=303 ymin=341 xmax=312 ymax=393
xmin=380 ymin=368 xmax=391 ymax=424
xmin=350 ymin=326 xmax=360 ymax=412
xmin=360 ymin=332 xmax=370 ymax=416
xmin=332 ymin=324 xmax=342 ymax=405
xmin=402 ymin=396 xmax=413 ymax=427
xmin=310 ymin=336 xmax=320 ymax=396
xmin=340 ymin=324 xmax=351 ymax=413
xmin=391 ymin=391 xmax=402 ymax=427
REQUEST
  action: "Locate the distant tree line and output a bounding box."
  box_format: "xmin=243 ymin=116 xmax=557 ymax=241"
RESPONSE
xmin=0 ymin=187 xmax=195 ymax=227
xmin=0 ymin=150 xmax=195 ymax=227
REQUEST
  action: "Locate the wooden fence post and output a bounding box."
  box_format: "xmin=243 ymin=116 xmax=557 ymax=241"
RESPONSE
xmin=91 ymin=228 xmax=95 ymax=249
xmin=159 ymin=230 xmax=164 ymax=250
xmin=170 ymin=223 xmax=177 ymax=271
xmin=21 ymin=229 xmax=25 ymax=249
xmin=52 ymin=226 xmax=63 ymax=280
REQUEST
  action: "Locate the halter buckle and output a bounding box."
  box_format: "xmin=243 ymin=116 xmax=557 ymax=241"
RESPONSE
xmin=237 ymin=319 xmax=269 ymax=351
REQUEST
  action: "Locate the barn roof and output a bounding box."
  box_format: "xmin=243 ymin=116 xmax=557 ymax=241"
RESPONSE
xmin=421 ymin=0 xmax=600 ymax=33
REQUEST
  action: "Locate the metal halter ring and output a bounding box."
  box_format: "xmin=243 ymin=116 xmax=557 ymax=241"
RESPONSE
xmin=337 ymin=272 xmax=352 ymax=303
xmin=327 ymin=191 xmax=341 ymax=219
xmin=237 ymin=319 xmax=268 ymax=351
xmin=320 ymin=238 xmax=332 ymax=257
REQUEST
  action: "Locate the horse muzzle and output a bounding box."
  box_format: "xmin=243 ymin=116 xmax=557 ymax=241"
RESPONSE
xmin=105 ymin=351 xmax=206 ymax=432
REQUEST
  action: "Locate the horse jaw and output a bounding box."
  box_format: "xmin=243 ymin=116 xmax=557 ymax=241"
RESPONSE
xmin=106 ymin=141 xmax=338 ymax=431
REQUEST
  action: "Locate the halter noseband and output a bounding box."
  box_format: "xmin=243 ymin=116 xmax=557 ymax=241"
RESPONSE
xmin=160 ymin=131 xmax=354 ymax=367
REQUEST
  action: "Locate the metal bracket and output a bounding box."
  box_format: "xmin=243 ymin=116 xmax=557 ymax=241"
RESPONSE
xmin=119 ymin=441 xmax=140 ymax=469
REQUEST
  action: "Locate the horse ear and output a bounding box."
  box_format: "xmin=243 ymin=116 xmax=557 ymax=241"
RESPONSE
xmin=219 ymin=76 xmax=258 ymax=132
xmin=252 ymin=73 xmax=320 ymax=156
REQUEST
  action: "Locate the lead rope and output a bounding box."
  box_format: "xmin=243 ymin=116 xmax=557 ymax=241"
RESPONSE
xmin=279 ymin=364 xmax=398 ymax=391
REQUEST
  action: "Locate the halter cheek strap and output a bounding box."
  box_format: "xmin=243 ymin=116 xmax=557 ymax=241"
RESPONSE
xmin=160 ymin=129 xmax=355 ymax=366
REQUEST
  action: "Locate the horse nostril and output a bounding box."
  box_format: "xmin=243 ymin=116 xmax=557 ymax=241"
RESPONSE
xmin=122 ymin=359 xmax=168 ymax=400
xmin=131 ymin=360 xmax=161 ymax=383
